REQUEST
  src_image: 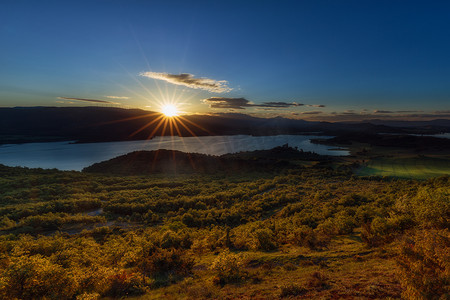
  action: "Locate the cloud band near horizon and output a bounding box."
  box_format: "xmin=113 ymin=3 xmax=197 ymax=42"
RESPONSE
xmin=203 ymin=97 xmax=324 ymax=110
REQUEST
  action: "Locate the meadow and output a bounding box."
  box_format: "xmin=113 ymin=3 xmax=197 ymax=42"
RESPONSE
xmin=356 ymin=156 xmax=450 ymax=179
xmin=0 ymin=156 xmax=447 ymax=299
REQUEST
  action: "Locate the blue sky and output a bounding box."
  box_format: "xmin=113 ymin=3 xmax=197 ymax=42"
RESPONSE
xmin=1 ymin=0 xmax=449 ymax=120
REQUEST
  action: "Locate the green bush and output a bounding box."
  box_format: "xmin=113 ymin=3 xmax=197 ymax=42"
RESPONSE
xmin=0 ymin=254 xmax=77 ymax=299
xmin=104 ymin=270 xmax=146 ymax=297
xmin=137 ymin=248 xmax=194 ymax=280
xmin=251 ymin=228 xmax=277 ymax=251
xmin=396 ymin=229 xmax=449 ymax=299
xmin=210 ymin=249 xmax=247 ymax=285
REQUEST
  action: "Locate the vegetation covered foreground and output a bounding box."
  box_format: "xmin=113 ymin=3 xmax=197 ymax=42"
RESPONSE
xmin=0 ymin=155 xmax=448 ymax=299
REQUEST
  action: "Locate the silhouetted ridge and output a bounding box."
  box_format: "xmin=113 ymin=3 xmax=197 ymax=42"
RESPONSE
xmin=82 ymin=146 xmax=329 ymax=174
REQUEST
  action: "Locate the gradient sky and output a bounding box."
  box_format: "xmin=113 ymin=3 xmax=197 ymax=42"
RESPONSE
xmin=1 ymin=0 xmax=450 ymax=121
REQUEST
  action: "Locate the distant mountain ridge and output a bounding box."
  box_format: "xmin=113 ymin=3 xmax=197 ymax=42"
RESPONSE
xmin=0 ymin=106 xmax=448 ymax=144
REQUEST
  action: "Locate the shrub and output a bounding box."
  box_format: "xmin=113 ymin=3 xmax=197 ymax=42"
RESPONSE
xmin=0 ymin=254 xmax=77 ymax=299
xmin=232 ymin=224 xmax=277 ymax=251
xmin=410 ymin=187 xmax=449 ymax=228
xmin=137 ymin=248 xmax=194 ymax=281
xmin=307 ymin=271 xmax=330 ymax=290
xmin=159 ymin=230 xmax=182 ymax=248
xmin=361 ymin=217 xmax=393 ymax=247
xmin=396 ymin=229 xmax=449 ymax=299
xmin=210 ymin=249 xmax=247 ymax=285
xmin=103 ymin=270 xmax=146 ymax=297
xmin=316 ymin=211 xmax=356 ymax=236
xmin=288 ymin=226 xmax=315 ymax=248
xmin=251 ymin=228 xmax=277 ymax=251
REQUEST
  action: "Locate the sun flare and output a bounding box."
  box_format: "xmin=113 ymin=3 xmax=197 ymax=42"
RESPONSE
xmin=161 ymin=104 xmax=178 ymax=117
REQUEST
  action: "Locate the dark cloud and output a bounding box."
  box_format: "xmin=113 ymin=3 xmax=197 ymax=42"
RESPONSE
xmin=308 ymin=104 xmax=326 ymax=107
xmin=140 ymin=72 xmax=231 ymax=93
xmin=262 ymin=101 xmax=304 ymax=107
xmin=374 ymin=110 xmax=423 ymax=114
xmin=301 ymin=111 xmax=323 ymax=115
xmin=374 ymin=110 xmax=394 ymax=114
xmin=204 ymin=97 xmax=249 ymax=109
xmin=57 ymin=97 xmax=116 ymax=104
xmin=203 ymin=97 xmax=315 ymax=110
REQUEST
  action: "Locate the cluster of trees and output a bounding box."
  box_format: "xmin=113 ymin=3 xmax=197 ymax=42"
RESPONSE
xmin=0 ymin=163 xmax=448 ymax=298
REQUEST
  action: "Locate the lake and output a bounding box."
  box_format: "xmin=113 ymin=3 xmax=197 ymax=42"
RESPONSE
xmin=0 ymin=135 xmax=349 ymax=171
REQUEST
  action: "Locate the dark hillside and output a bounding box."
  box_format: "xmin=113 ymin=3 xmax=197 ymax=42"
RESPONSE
xmin=312 ymin=133 xmax=450 ymax=150
xmin=82 ymin=146 xmax=329 ymax=174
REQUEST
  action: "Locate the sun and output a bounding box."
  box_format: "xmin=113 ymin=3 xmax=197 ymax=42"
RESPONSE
xmin=161 ymin=104 xmax=178 ymax=117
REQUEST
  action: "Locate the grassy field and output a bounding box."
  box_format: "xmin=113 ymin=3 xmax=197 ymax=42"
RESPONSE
xmin=357 ymin=156 xmax=450 ymax=179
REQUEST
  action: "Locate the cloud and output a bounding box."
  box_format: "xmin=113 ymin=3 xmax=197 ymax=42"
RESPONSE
xmin=203 ymin=97 xmax=307 ymax=110
xmin=255 ymin=108 xmax=279 ymax=111
xmin=140 ymin=72 xmax=232 ymax=93
xmin=396 ymin=110 xmax=422 ymax=113
xmin=204 ymin=97 xmax=249 ymax=109
xmin=374 ymin=110 xmax=394 ymax=114
xmin=302 ymin=111 xmax=450 ymax=122
xmin=261 ymin=101 xmax=304 ymax=107
xmin=308 ymin=104 xmax=326 ymax=107
xmin=105 ymin=95 xmax=129 ymax=100
xmin=57 ymin=97 xmax=117 ymax=104
xmin=374 ymin=110 xmax=423 ymax=114
xmin=301 ymin=111 xmax=323 ymax=115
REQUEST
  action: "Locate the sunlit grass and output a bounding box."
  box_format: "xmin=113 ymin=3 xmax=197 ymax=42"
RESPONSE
xmin=357 ymin=156 xmax=450 ymax=179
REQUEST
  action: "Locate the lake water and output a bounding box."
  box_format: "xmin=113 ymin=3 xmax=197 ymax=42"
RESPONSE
xmin=0 ymin=135 xmax=349 ymax=171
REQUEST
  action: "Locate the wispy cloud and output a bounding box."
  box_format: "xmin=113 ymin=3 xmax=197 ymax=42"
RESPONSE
xmin=140 ymin=72 xmax=232 ymax=93
xmin=203 ymin=97 xmax=310 ymax=110
xmin=105 ymin=95 xmax=130 ymax=100
xmin=307 ymin=104 xmax=326 ymax=107
xmin=57 ymin=97 xmax=117 ymax=104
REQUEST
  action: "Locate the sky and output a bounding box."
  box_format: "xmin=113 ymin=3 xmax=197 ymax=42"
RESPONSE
xmin=1 ymin=0 xmax=450 ymax=121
